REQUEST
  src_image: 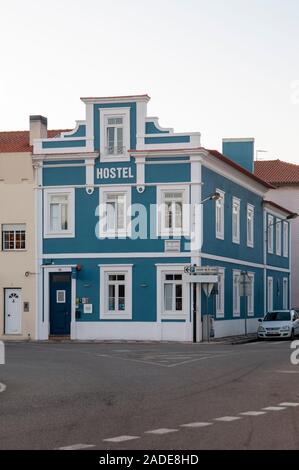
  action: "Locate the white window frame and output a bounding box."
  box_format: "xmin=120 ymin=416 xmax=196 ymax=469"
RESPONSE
xmin=99 ymin=107 xmax=130 ymax=162
xmin=44 ymin=188 xmax=75 ymax=238
xmin=215 ymin=189 xmax=225 ymax=240
xmin=156 ymin=265 xmax=189 ymax=321
xmin=268 ymin=214 xmax=274 ymax=254
xmin=276 ymin=219 xmax=281 ymax=256
xmin=156 ymin=185 xmax=190 ymax=237
xmin=283 ymin=277 xmax=288 ymax=310
xmin=247 ymin=272 xmax=254 ymax=317
xmin=2 ymin=224 xmax=26 ymax=251
xmin=99 ymin=265 xmax=133 ymax=320
xmin=283 ymin=221 xmax=289 ymax=258
xmin=232 ymin=197 xmax=240 ymax=244
xmin=216 ymin=268 xmax=225 ymax=318
xmin=267 ymin=276 xmax=273 ymax=312
xmin=247 ymin=204 xmax=254 ymax=248
xmin=233 ymin=270 xmax=241 ymax=317
xmin=99 ymin=186 xmax=131 ymax=238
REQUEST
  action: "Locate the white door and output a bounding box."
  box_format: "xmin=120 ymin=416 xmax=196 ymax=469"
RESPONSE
xmin=5 ymin=289 xmax=22 ymax=334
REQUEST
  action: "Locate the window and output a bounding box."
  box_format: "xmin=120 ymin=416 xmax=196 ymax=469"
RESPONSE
xmin=283 ymin=277 xmax=288 ymax=310
xmin=233 ymin=271 xmax=240 ymax=317
xmin=100 ymin=265 xmax=132 ymax=319
xmin=247 ymin=204 xmax=254 ymax=247
xmin=100 ymin=108 xmax=130 ymax=162
xmin=157 ymin=185 xmax=189 ymax=236
xmin=267 ymin=277 xmax=273 ymax=312
xmin=99 ymin=186 xmax=131 ymax=237
xmin=44 ymin=188 xmax=75 ymax=238
xmin=232 ymin=197 xmax=240 ymax=244
xmin=106 ymin=116 xmax=124 ymax=156
xmin=276 ymin=219 xmax=281 ymax=255
xmin=247 ymin=273 xmax=254 ymax=317
xmin=163 ymin=273 xmax=183 ymax=312
xmin=216 ymin=269 xmax=225 ymax=318
xmin=215 ymin=189 xmax=225 ymax=240
xmin=268 ymin=215 xmax=274 ymax=253
xmin=283 ymin=221 xmax=289 ymax=257
xmin=2 ymin=224 xmax=26 ymax=251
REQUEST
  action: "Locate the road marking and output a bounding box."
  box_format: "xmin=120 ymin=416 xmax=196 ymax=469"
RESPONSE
xmin=103 ymin=435 xmax=140 ymax=443
xmin=181 ymin=422 xmax=213 ymax=428
xmin=145 ymin=428 xmax=178 ymax=435
xmin=279 ymin=402 xmax=299 ymax=407
xmin=58 ymin=444 xmax=95 ymax=450
xmin=0 ymin=383 xmax=6 ymax=393
xmin=276 ymin=370 xmax=299 ymax=374
xmin=240 ymin=411 xmax=266 ymax=416
xmin=262 ymin=406 xmax=286 ymax=411
xmin=214 ymin=416 xmax=242 ymax=422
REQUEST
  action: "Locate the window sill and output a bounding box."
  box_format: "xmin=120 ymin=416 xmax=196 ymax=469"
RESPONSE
xmin=101 ymin=313 xmax=132 ymax=320
xmin=2 ymin=249 xmax=27 ymax=252
xmin=216 ymin=234 xmax=224 ymax=240
xmin=161 ymin=313 xmax=187 ymax=320
xmin=44 ymin=231 xmax=75 ymax=239
xmin=100 ymin=153 xmax=130 ymax=163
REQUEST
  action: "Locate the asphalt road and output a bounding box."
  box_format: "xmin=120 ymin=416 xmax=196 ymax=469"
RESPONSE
xmin=0 ymin=340 xmax=299 ymax=450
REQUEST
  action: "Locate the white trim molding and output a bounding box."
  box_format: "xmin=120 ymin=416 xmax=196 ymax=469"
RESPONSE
xmin=43 ymin=187 xmax=75 ymax=239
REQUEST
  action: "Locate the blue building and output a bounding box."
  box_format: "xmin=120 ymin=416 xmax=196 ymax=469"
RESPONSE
xmin=32 ymin=95 xmax=293 ymax=341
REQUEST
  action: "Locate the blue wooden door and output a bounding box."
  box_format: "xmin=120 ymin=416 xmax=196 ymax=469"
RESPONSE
xmin=50 ymin=273 xmax=71 ymax=335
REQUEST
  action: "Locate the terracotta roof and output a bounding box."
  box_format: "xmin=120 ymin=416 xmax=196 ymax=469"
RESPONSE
xmin=0 ymin=130 xmax=69 ymax=153
xmin=254 ymin=159 xmax=299 ymax=185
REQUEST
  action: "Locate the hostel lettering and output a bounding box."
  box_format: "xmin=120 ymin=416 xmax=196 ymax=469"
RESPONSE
xmin=96 ymin=167 xmax=134 ymax=180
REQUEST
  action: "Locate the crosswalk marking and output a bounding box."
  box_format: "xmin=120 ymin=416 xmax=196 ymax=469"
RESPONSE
xmin=214 ymin=416 xmax=242 ymax=422
xmin=181 ymin=422 xmax=213 ymax=428
xmin=240 ymin=411 xmax=266 ymax=416
xmin=103 ymin=435 xmax=140 ymax=443
xmin=145 ymin=428 xmax=178 ymax=435
xmin=262 ymin=406 xmax=286 ymax=411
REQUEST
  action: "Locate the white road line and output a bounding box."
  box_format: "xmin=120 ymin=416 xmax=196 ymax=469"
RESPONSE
xmin=279 ymin=402 xmax=299 ymax=407
xmin=215 ymin=416 xmax=242 ymax=422
xmin=103 ymin=435 xmax=140 ymax=443
xmin=240 ymin=411 xmax=266 ymax=416
xmin=145 ymin=428 xmax=178 ymax=435
xmin=276 ymin=370 xmax=299 ymax=374
xmin=262 ymin=406 xmax=286 ymax=411
xmin=181 ymin=422 xmax=213 ymax=428
xmin=0 ymin=383 xmax=6 ymax=393
xmin=58 ymin=444 xmax=95 ymax=450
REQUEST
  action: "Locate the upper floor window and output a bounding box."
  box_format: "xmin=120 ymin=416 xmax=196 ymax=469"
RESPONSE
xmin=44 ymin=188 xmax=75 ymax=238
xmin=247 ymin=204 xmax=254 ymax=248
xmin=99 ymin=186 xmax=131 ymax=238
xmin=232 ymin=197 xmax=240 ymax=244
xmin=2 ymin=224 xmax=26 ymax=251
xmin=106 ymin=116 xmax=124 ymax=156
xmin=157 ymin=185 xmax=189 ymax=237
xmin=283 ymin=221 xmax=289 ymax=257
xmin=215 ymin=189 xmax=225 ymax=240
xmin=267 ymin=214 xmax=274 ymax=253
xmin=276 ymin=219 xmax=281 ymax=256
xmin=100 ymin=108 xmax=130 ymax=162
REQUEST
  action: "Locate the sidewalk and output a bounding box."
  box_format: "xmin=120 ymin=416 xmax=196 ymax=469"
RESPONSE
xmin=209 ymin=333 xmax=258 ymax=345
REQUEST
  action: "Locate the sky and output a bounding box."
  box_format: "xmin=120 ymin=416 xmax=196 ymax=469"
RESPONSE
xmin=1 ymin=0 xmax=299 ymax=163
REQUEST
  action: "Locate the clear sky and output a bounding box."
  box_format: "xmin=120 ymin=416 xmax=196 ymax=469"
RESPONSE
xmin=1 ymin=0 xmax=299 ymax=163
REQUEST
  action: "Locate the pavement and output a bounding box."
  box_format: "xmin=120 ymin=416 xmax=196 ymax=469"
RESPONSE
xmin=0 ymin=339 xmax=299 ymax=450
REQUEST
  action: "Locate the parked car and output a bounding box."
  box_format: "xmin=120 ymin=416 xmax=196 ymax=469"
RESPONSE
xmin=257 ymin=310 xmax=299 ymax=339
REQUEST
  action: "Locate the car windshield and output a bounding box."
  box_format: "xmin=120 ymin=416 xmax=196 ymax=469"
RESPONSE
xmin=264 ymin=311 xmax=291 ymax=321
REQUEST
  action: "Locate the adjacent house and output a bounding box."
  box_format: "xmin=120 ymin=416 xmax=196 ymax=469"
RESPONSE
xmin=254 ymin=159 xmax=299 ymax=308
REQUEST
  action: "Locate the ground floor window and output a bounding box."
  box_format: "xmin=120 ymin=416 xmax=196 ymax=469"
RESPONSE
xmin=247 ymin=273 xmax=255 ymax=317
xmin=267 ymin=276 xmax=273 ymax=312
xmin=283 ymin=277 xmax=288 ymax=310
xmin=163 ymin=273 xmax=183 ymax=312
xmin=233 ymin=271 xmax=240 ymax=317
xmin=157 ymin=265 xmax=188 ymax=321
xmin=99 ymin=265 xmax=132 ymax=319
xmin=216 ymin=268 xmax=225 ymax=318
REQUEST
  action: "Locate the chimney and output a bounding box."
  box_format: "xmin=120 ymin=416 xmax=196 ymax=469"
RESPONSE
xmin=29 ymin=115 xmax=48 ymax=146
xmin=222 ymin=138 xmax=254 ymax=173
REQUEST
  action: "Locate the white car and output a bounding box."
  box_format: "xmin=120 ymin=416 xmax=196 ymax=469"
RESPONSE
xmin=258 ymin=310 xmax=299 ymax=339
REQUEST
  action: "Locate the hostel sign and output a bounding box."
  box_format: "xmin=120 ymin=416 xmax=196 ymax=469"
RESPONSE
xmin=96 ymin=166 xmax=134 ymax=180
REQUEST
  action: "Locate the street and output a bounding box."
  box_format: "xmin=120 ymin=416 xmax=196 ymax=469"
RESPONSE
xmin=0 ymin=340 xmax=299 ymax=450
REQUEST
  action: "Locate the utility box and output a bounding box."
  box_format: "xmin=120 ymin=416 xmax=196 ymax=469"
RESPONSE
xmin=202 ymin=315 xmax=215 ymax=341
